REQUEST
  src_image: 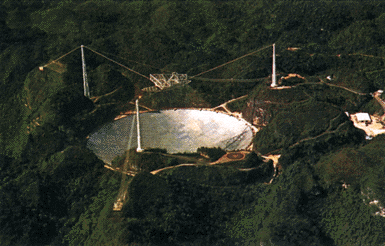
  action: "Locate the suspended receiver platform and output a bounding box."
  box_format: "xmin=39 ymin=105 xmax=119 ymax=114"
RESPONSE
xmin=150 ymin=72 xmax=191 ymax=90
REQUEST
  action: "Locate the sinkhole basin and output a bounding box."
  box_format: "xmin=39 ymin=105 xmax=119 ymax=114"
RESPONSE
xmin=86 ymin=109 xmax=254 ymax=164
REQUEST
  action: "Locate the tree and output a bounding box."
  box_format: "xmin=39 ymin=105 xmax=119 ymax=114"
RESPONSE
xmin=197 ymin=147 xmax=226 ymax=161
xmin=49 ymin=87 xmax=94 ymax=126
xmin=317 ymin=148 xmax=371 ymax=187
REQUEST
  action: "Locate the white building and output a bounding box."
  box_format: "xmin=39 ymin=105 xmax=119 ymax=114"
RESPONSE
xmin=355 ymin=112 xmax=371 ymax=124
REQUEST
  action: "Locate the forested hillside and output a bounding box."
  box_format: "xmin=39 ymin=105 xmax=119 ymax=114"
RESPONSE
xmin=1 ymin=0 xmax=385 ymax=245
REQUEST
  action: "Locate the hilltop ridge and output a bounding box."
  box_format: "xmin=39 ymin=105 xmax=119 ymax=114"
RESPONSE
xmin=2 ymin=1 xmax=385 ymax=245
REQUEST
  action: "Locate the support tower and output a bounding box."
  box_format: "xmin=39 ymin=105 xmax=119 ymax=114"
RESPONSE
xmin=271 ymin=43 xmax=277 ymax=87
xmin=81 ymin=45 xmax=91 ymax=98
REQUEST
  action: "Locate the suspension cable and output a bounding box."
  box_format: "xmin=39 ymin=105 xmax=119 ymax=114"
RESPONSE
xmin=90 ymin=49 xmax=170 ymax=72
xmin=190 ymin=44 xmax=273 ymax=79
xmin=225 ymin=57 xmax=258 ymax=80
xmin=42 ymin=46 xmax=80 ymax=68
xmin=192 ymin=77 xmax=266 ymax=82
xmin=84 ymin=46 xmax=151 ymax=81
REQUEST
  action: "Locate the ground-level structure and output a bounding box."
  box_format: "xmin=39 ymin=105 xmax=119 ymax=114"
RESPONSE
xmin=355 ymin=112 xmax=372 ymax=125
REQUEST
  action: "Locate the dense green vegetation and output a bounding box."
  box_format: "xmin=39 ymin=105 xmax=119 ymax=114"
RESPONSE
xmin=111 ymin=148 xmax=182 ymax=171
xmin=2 ymin=0 xmax=385 ymax=245
xmin=197 ymin=146 xmax=226 ymax=161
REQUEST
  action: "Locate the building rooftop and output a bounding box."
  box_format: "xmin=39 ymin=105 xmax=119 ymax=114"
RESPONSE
xmin=356 ymin=112 xmax=371 ymax=122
